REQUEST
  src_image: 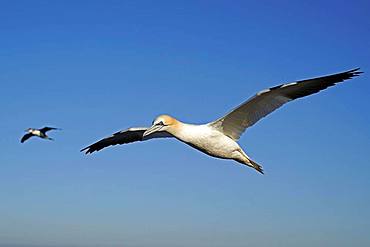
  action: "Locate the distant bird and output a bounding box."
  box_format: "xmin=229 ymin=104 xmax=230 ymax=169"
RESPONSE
xmin=81 ymin=68 xmax=362 ymax=174
xmin=21 ymin=127 xmax=60 ymax=143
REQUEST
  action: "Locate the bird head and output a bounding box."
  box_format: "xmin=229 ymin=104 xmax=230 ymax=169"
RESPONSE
xmin=25 ymin=128 xmax=33 ymax=133
xmin=143 ymin=115 xmax=178 ymax=137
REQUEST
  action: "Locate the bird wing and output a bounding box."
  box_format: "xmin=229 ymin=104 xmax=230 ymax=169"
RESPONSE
xmin=21 ymin=133 xmax=34 ymax=143
xmin=209 ymin=68 xmax=362 ymax=140
xmin=81 ymin=127 xmax=173 ymax=154
xmin=40 ymin=127 xmax=59 ymax=133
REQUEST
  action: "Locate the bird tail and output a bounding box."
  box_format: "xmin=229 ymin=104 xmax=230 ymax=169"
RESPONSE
xmin=236 ymin=149 xmax=264 ymax=174
xmin=247 ymin=158 xmax=264 ymax=174
xmin=47 ymin=137 xmax=54 ymax=141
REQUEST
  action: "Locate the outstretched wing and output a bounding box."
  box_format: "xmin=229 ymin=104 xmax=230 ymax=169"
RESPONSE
xmin=81 ymin=127 xmax=173 ymax=154
xmin=40 ymin=127 xmax=59 ymax=133
xmin=21 ymin=133 xmax=33 ymax=143
xmin=210 ymin=68 xmax=362 ymax=140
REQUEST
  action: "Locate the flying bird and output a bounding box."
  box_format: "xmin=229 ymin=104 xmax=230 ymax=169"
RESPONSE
xmin=81 ymin=68 xmax=362 ymax=174
xmin=21 ymin=127 xmax=60 ymax=143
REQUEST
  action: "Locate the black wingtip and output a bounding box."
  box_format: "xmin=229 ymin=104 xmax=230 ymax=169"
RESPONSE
xmin=347 ymin=68 xmax=363 ymax=77
xmin=80 ymin=147 xmax=92 ymax=154
xmin=81 ymin=144 xmax=100 ymax=154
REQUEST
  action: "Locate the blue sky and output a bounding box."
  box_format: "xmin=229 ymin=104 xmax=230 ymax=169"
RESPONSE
xmin=0 ymin=1 xmax=369 ymax=246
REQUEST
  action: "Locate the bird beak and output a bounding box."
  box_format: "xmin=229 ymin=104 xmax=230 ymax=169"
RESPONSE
xmin=143 ymin=125 xmax=162 ymax=137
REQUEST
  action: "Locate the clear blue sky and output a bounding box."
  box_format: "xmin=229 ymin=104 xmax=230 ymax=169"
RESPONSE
xmin=0 ymin=1 xmax=369 ymax=247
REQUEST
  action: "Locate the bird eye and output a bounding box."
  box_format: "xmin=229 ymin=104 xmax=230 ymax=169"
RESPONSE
xmin=157 ymin=121 xmax=164 ymax=126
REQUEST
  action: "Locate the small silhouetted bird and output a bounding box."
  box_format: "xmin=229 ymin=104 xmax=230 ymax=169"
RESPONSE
xmin=21 ymin=127 xmax=60 ymax=143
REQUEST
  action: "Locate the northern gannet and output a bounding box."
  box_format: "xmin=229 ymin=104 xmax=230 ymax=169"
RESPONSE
xmin=21 ymin=127 xmax=60 ymax=143
xmin=81 ymin=68 xmax=362 ymax=174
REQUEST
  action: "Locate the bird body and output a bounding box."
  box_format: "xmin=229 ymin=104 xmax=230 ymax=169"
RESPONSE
xmin=167 ymin=120 xmax=262 ymax=172
xmin=82 ymin=68 xmax=362 ymax=174
xmin=30 ymin=129 xmax=42 ymax=137
xmin=168 ymin=121 xmax=243 ymax=159
xmin=168 ymin=122 xmax=238 ymax=157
